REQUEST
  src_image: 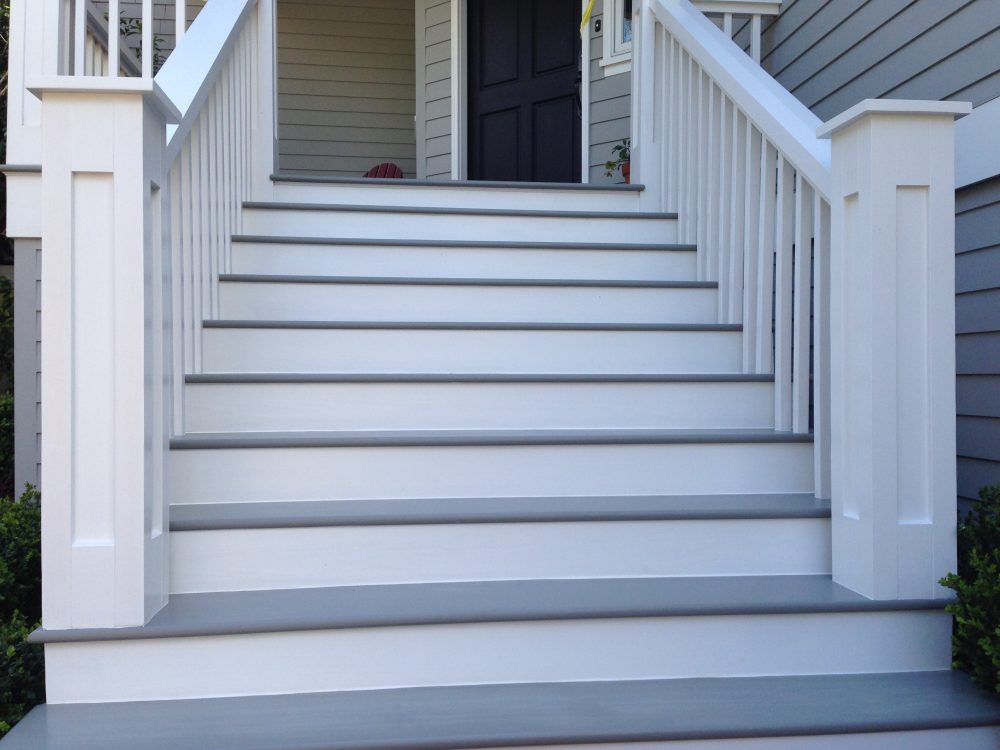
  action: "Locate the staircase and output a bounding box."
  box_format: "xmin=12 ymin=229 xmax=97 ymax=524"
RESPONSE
xmin=9 ymin=179 xmax=999 ymax=749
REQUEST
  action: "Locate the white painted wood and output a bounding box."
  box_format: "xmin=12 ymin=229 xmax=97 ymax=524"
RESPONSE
xmin=217 ymin=281 xmax=719 ymax=325
xmin=269 ymin=181 xmax=646 ymax=212
xmin=813 ymin=195 xmax=831 ymax=500
xmin=37 ymin=88 xmax=171 ymax=629
xmin=230 ymin=241 xmax=698 ymax=282
xmin=755 ymin=141 xmax=777 ymax=374
xmin=791 ymin=176 xmax=813 ymax=434
xmin=169 ymin=442 xmax=814 ymax=504
xmin=241 ymin=206 xmax=679 ymax=244
xmin=201 ymin=327 xmax=744 ymax=375
xmin=955 ymin=96 xmax=1000 ymax=189
xmin=183 ymin=380 xmax=776 ymax=433
xmin=44 ymin=609 xmax=949 ymax=702
xmin=821 ymin=103 xmax=965 ymax=600
xmin=171 ymin=518 xmax=832 ymax=592
xmin=772 ymin=157 xmax=794 ymax=430
xmin=740 ymin=125 xmax=762 ymax=370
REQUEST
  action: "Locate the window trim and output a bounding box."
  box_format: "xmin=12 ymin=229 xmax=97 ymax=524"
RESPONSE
xmin=599 ymin=0 xmax=633 ymax=76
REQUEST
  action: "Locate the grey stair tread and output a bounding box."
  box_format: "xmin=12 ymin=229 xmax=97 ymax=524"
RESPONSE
xmin=6 ymin=672 xmax=999 ymax=750
xmin=271 ymin=172 xmax=647 ymax=191
xmin=170 ymin=428 xmax=813 ymax=450
xmin=219 ymin=273 xmax=718 ymax=289
xmin=30 ymin=575 xmax=944 ymax=643
xmin=186 ymin=372 xmax=776 ymax=384
xmin=202 ymin=320 xmax=742 ymax=331
xmin=244 ymin=201 xmax=677 ymax=220
xmin=232 ymin=234 xmax=695 ymax=250
xmin=169 ymin=493 xmax=830 ymax=530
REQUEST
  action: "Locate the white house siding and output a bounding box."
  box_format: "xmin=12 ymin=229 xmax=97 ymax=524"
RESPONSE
xmin=415 ymin=0 xmax=451 ymax=179
xmin=276 ymin=0 xmax=417 ymax=178
xmin=588 ymin=1 xmax=632 ymax=184
xmin=756 ymin=0 xmax=1000 ymax=505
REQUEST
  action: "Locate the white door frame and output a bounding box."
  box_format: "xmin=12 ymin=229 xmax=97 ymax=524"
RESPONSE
xmin=449 ymin=0 xmax=591 ymax=183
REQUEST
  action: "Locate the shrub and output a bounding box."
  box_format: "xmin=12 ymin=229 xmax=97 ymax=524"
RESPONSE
xmin=0 ymin=392 xmax=12 ymax=501
xmin=0 ymin=276 xmax=11 ymax=391
xmin=0 ymin=486 xmax=43 ymax=738
xmin=940 ymin=483 xmax=1000 ymax=692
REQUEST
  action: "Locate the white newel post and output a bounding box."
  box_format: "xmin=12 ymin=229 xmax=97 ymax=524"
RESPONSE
xmin=33 ymin=81 xmax=180 ymax=629
xmin=818 ymin=99 xmax=971 ymax=600
xmin=632 ymin=0 xmax=663 ymax=210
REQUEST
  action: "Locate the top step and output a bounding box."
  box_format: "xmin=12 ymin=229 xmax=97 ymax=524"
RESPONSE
xmin=242 ymin=202 xmax=679 ymax=245
xmin=270 ymin=173 xmax=646 ymax=212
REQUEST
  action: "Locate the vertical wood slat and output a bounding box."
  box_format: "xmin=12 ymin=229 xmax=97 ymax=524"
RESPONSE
xmin=751 ymin=15 xmax=762 ymax=63
xmin=792 ymin=176 xmax=814 ymax=433
xmin=658 ymin=26 xmax=670 ymax=212
xmin=717 ymin=95 xmax=733 ymax=322
xmin=142 ymin=0 xmax=153 ymax=77
xmin=684 ymin=57 xmax=698 ymax=245
xmin=742 ymin=125 xmax=763 ymax=371
xmin=108 ymin=0 xmax=120 ymax=77
xmin=696 ymin=71 xmax=709 ymax=280
xmin=666 ymin=36 xmax=679 ymax=215
xmin=176 ymin=0 xmax=187 ymax=46
xmin=773 ymin=157 xmax=795 ymax=431
xmin=756 ymin=142 xmax=777 ymax=374
xmin=814 ymin=194 xmax=832 ymax=498
xmin=728 ymin=110 xmax=747 ymax=325
xmin=169 ymin=160 xmax=185 ymax=434
xmin=75 ymin=0 xmax=87 ymax=75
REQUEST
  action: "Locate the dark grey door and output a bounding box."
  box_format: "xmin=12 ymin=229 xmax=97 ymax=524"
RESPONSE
xmin=468 ymin=0 xmax=582 ymax=183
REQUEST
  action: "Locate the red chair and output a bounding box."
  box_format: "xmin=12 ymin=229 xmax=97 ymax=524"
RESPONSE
xmin=362 ymin=162 xmax=404 ymax=179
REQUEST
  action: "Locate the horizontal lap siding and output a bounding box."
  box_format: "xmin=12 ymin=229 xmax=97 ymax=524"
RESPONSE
xmin=417 ymin=0 xmax=452 ymax=179
xmin=277 ymin=0 xmax=416 ymax=178
xmin=91 ymin=1 xmax=205 ymax=63
xmin=759 ymin=0 xmax=1000 ymax=122
xmin=956 ymin=177 xmax=1000 ymax=500
xmin=589 ymin=2 xmax=632 ymax=184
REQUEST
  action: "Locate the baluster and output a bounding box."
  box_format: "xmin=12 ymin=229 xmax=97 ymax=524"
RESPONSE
xmin=75 ymin=0 xmax=88 ymax=75
xmin=180 ymin=139 xmax=196 ymax=374
xmin=176 ymin=0 xmax=187 ymax=45
xmin=723 ymin=13 xmax=732 ymax=37
xmin=792 ymin=175 xmax=813 ymax=433
xmin=696 ymin=71 xmax=709 ymax=279
xmin=813 ymin=194 xmax=832 ymax=498
xmin=742 ymin=125 xmax=763 ymax=371
xmin=728 ymin=110 xmax=747 ymax=325
xmin=755 ymin=142 xmax=777 ymax=374
xmin=658 ymin=26 xmax=670 ymax=211
xmin=169 ymin=159 xmax=185 ymax=433
xmin=773 ymin=157 xmax=795 ymax=431
xmin=717 ymin=95 xmax=733 ymax=320
xmin=750 ymin=15 xmax=762 ymax=63
xmin=666 ymin=35 xmax=679 ymax=215
xmin=684 ymin=57 xmax=698 ymax=245
xmin=142 ymin=0 xmax=152 ymax=77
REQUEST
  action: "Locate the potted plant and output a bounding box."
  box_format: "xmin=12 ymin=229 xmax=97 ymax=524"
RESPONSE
xmin=603 ymin=138 xmax=631 ymax=184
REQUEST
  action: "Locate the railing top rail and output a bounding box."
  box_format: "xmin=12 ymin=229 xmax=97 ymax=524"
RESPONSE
xmin=156 ymin=0 xmax=257 ymax=165
xmin=651 ymin=0 xmax=831 ymax=198
xmin=691 ymin=0 xmax=781 ymax=15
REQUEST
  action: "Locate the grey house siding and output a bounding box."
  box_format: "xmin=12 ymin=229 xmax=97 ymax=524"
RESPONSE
xmin=91 ymin=1 xmax=205 ymax=63
xmin=758 ymin=0 xmax=1000 ymax=122
xmin=276 ymin=0 xmax=417 ymax=178
xmin=588 ymin=2 xmax=632 ymax=184
xmin=13 ymin=240 xmax=40 ymax=493
xmin=956 ymin=176 xmax=1000 ymax=501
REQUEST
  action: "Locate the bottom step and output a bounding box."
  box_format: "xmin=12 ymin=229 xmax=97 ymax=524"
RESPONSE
xmin=5 ymin=672 xmax=1000 ymax=749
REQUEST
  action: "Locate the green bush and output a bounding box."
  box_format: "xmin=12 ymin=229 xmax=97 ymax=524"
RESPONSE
xmin=940 ymin=483 xmax=1000 ymax=692
xmin=0 ymin=392 xmax=12 ymax=501
xmin=0 ymin=276 xmax=12 ymax=391
xmin=0 ymin=486 xmax=43 ymax=738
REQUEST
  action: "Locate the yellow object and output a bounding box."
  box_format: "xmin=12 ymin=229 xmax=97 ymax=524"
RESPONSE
xmin=580 ymin=0 xmax=596 ymax=34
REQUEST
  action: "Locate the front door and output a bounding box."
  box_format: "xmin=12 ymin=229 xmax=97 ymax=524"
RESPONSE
xmin=468 ymin=0 xmax=582 ymax=183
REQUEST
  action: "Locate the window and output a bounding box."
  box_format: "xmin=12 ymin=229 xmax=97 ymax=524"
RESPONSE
xmin=601 ymin=0 xmax=633 ymax=76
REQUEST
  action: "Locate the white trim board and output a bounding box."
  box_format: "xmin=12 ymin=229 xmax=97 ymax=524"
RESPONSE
xmin=956 ymin=96 xmax=1000 ymax=189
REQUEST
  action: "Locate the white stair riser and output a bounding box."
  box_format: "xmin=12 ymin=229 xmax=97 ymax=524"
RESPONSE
xmin=170 ymin=518 xmax=832 ymax=593
xmin=232 ymin=243 xmax=698 ymax=282
xmin=201 ymin=328 xmax=743 ymax=374
xmin=44 ymin=611 xmax=951 ymax=702
xmin=184 ymin=381 xmax=776 ymax=432
xmin=242 ymin=209 xmax=679 ymax=244
xmin=270 ymin=183 xmax=646 ymax=211
xmin=455 ymin=729 xmax=1000 ymax=750
xmin=218 ymin=282 xmax=719 ymax=325
xmin=169 ymin=442 xmax=815 ymax=503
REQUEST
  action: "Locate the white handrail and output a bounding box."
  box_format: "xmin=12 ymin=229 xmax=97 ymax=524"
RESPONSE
xmin=636 ymin=0 xmax=832 ymax=502
xmin=650 ymin=0 xmax=830 ymax=198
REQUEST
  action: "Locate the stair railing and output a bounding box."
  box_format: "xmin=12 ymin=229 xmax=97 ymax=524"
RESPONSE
xmin=634 ymin=0 xmax=968 ymax=601
xmin=634 ymin=0 xmax=832 ymax=498
xmin=32 ymin=0 xmax=262 ymax=630
xmin=690 ymin=0 xmax=780 ymax=63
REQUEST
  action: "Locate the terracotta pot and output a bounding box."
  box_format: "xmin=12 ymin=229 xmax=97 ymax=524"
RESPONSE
xmin=621 ymin=161 xmax=631 ymax=184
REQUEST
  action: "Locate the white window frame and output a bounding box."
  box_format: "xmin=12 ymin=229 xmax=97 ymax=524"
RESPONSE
xmin=599 ymin=0 xmax=633 ymax=76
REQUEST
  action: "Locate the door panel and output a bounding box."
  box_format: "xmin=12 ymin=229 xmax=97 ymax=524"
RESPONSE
xmin=468 ymin=0 xmax=581 ymax=183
